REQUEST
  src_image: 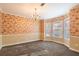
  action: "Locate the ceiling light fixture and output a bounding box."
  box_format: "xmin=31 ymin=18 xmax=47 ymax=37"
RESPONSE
xmin=32 ymin=8 xmax=40 ymax=21
xmin=40 ymin=3 xmax=45 ymax=6
xmin=32 ymin=3 xmax=46 ymax=20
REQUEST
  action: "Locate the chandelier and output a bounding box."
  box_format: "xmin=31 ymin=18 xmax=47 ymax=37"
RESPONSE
xmin=32 ymin=8 xmax=40 ymax=21
xmin=32 ymin=3 xmax=46 ymax=20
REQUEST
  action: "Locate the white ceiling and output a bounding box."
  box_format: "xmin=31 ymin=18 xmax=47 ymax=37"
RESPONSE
xmin=0 ymin=3 xmax=78 ymax=19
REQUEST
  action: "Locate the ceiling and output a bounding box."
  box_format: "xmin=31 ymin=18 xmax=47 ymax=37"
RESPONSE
xmin=0 ymin=3 xmax=78 ymax=19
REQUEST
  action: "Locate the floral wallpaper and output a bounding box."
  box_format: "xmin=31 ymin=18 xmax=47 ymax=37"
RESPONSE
xmin=1 ymin=12 xmax=39 ymax=35
xmin=0 ymin=12 xmax=2 ymax=35
xmin=70 ymin=5 xmax=79 ymax=36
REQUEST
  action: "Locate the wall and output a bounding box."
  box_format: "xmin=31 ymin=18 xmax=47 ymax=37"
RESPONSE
xmin=39 ymin=20 xmax=44 ymax=41
xmin=69 ymin=5 xmax=79 ymax=52
xmin=2 ymin=13 xmax=39 ymax=35
xmin=0 ymin=11 xmax=2 ymax=49
xmin=1 ymin=12 xmax=40 ymax=46
xmin=70 ymin=5 xmax=79 ymax=36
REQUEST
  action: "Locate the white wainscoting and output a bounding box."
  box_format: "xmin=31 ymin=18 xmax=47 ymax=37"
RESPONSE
xmin=2 ymin=33 xmax=39 ymax=47
xmin=0 ymin=35 xmax=2 ymax=49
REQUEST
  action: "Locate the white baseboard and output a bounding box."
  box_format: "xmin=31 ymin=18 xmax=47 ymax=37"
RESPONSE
xmin=2 ymin=39 xmax=39 ymax=47
xmin=69 ymin=47 xmax=79 ymax=53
